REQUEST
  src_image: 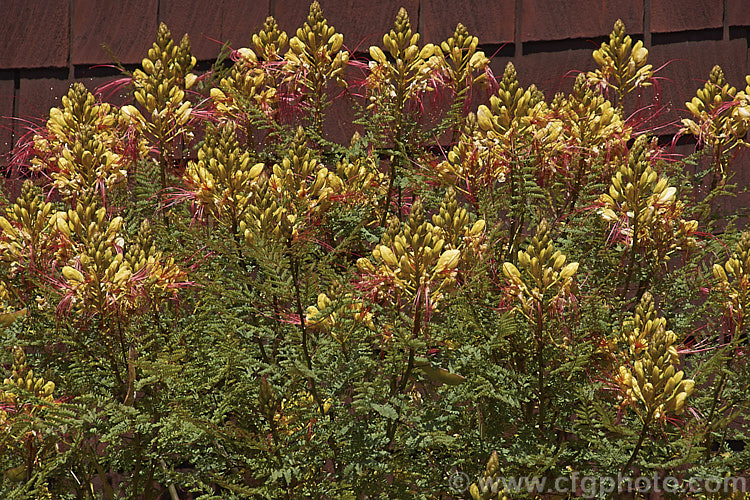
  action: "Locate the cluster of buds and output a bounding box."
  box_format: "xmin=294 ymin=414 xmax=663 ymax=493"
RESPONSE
xmin=431 ymin=187 xmax=486 ymax=268
xmin=554 ymin=73 xmax=628 ymax=155
xmin=183 ymin=122 xmax=264 ymax=232
xmin=0 ymin=181 xmax=58 ymax=277
xmin=31 ymin=83 xmax=129 ymax=203
xmin=681 ymin=66 xmax=750 ymax=184
xmin=269 ymin=127 xmax=340 ymax=219
xmin=502 ymin=220 xmax=579 ymax=321
xmin=434 ymin=23 xmax=489 ymax=100
xmin=331 ymin=153 xmax=385 ymax=209
xmin=439 ymin=62 xmax=629 ymax=196
xmin=0 ymin=283 xmax=27 ymax=327
xmin=271 ymin=389 xmax=332 ymax=437
xmin=127 ymin=23 xmax=195 ymax=158
xmin=527 ymin=73 xmax=629 ymax=194
xmin=238 ymin=133 xmax=384 ymax=246
xmin=441 ymin=59 xmax=554 ymax=187
xmin=712 ymin=231 xmax=750 ymax=333
xmin=240 ymin=177 xmax=290 ymax=246
xmin=240 ymin=128 xmax=346 ymax=246
xmin=286 ymin=2 xmax=348 ymax=84
xmin=1 ymin=347 xmax=56 ymax=406
xmin=438 ymin=64 xmax=627 ymax=192
xmin=613 ymin=293 xmax=694 ymax=421
xmin=125 ymin=219 xmax=185 ymax=297
xmin=55 ymin=201 xmax=185 ymax=317
xmin=357 ymin=198 xmax=474 ymax=310
xmin=367 ymin=8 xmax=441 ymax=112
xmin=0 ymin=346 xmax=58 ymax=484
xmin=55 ymin=203 xmax=130 ymax=313
xmin=587 ymin=19 xmax=653 ymax=105
xmin=123 ymin=220 xmax=156 ymax=274
xmin=469 ymin=451 xmax=510 ymax=500
xmin=211 ymin=17 xmax=288 ymax=121
xmin=305 ymin=291 xmax=375 ymax=343
xmin=435 ymin=114 xmax=507 ymax=188
xmin=284 ymin=1 xmax=349 ymax=124
xmin=683 ymin=66 xmax=739 ymax=135
xmin=252 ymin=16 xmax=289 ymax=62
xmin=476 ymin=62 xmax=547 ymax=141
xmin=471 ymin=63 xmax=561 ymax=185
xmin=598 ymin=135 xmax=697 ymax=261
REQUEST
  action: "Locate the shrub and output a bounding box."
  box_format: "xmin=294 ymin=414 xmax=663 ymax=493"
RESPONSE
xmin=1 ymin=3 xmax=749 ymax=498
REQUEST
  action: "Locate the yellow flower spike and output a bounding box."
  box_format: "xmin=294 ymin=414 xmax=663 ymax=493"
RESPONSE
xmin=502 ymin=221 xmax=578 ymax=348
xmin=436 ymin=23 xmax=489 ymax=99
xmin=366 ymin=6 xmax=439 ymax=117
xmin=587 ymin=19 xmax=653 ymax=106
xmin=361 ymin=198 xmax=472 ymax=312
xmin=282 ymin=1 xmax=349 ymax=130
xmin=0 ymin=182 xmax=65 ymax=275
xmin=598 ymin=134 xmax=693 ymax=266
xmin=132 ymin=22 xmax=195 ymax=188
xmin=184 ymin=122 xmax=258 ymax=233
xmin=551 ymin=74 xmax=630 ymax=158
xmin=30 ymin=84 xmax=129 ymax=204
xmin=682 ymin=65 xmax=749 ymax=188
xmin=481 ymin=62 xmax=548 ymax=144
xmin=251 ymin=17 xmax=288 ymax=61
xmin=614 ymin=292 xmax=693 ymax=421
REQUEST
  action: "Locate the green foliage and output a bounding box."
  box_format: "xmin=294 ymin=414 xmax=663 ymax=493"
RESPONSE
xmin=2 ymin=6 xmax=750 ymax=499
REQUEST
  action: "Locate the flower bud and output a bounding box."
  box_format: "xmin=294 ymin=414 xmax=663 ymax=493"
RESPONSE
xmin=369 ymin=46 xmax=387 ymax=65
xmin=419 ymin=43 xmax=435 ymax=59
xmin=379 ymin=245 xmax=398 ymax=267
xmin=502 ymin=262 xmax=521 ymax=280
xmin=62 ymin=266 xmax=85 ymax=284
xmin=469 ymin=219 xmax=485 ymax=236
xmin=329 ymin=33 xmax=344 ymax=53
xmin=434 ymin=249 xmax=460 ymax=274
xmin=560 ymin=262 xmax=579 ymax=280
xmin=477 ymin=105 xmax=493 ymax=131
xmin=713 ymin=263 xmax=728 ymax=282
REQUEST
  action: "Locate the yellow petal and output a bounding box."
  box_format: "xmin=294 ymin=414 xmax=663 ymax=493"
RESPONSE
xmin=379 ymin=245 xmax=398 ymax=267
xmin=434 ymin=249 xmax=460 ymax=274
xmin=248 ymin=163 xmax=265 ymax=179
xmin=62 ymin=266 xmax=85 ymax=284
xmin=560 ymin=262 xmax=579 ymax=280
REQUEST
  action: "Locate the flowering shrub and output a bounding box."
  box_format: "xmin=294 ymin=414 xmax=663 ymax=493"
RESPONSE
xmin=1 ymin=3 xmax=750 ymax=498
